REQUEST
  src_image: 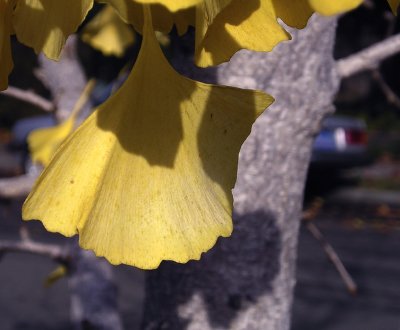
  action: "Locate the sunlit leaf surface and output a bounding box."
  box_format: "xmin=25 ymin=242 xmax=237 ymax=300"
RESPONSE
xmin=308 ymin=0 xmax=363 ymax=16
xmin=133 ymin=0 xmax=200 ymax=12
xmin=13 ymin=0 xmax=93 ymax=60
xmin=28 ymin=116 xmax=75 ymax=166
xmin=195 ymin=0 xmax=290 ymax=67
xmin=272 ymin=0 xmax=313 ymax=29
xmin=23 ymin=7 xmax=273 ymax=269
xmin=103 ymin=0 xmax=195 ymax=35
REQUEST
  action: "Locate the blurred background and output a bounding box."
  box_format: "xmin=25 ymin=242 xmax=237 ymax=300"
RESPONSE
xmin=293 ymin=2 xmax=400 ymax=329
xmin=1 ymin=1 xmax=400 ymax=330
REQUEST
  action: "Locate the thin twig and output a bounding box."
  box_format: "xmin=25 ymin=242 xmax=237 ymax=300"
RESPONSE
xmin=19 ymin=226 xmax=32 ymax=242
xmin=362 ymin=0 xmax=375 ymax=9
xmin=371 ymin=69 xmax=400 ymax=108
xmin=337 ymin=33 xmax=400 ymax=78
xmin=1 ymin=86 xmax=54 ymax=112
xmin=69 ymin=78 xmax=96 ymax=119
xmin=305 ymin=222 xmax=358 ymax=294
xmin=0 ymin=239 xmax=66 ymax=261
xmin=0 ymin=173 xmax=37 ymax=198
xmin=383 ymin=11 xmax=397 ymax=37
xmin=0 ymin=82 xmax=96 ymax=199
xmin=303 ymin=198 xmax=358 ymax=294
xmin=302 ymin=197 xmax=324 ymax=221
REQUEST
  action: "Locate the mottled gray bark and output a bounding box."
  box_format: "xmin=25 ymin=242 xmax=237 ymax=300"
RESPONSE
xmin=141 ymin=15 xmax=339 ymax=330
xmin=37 ymin=36 xmax=92 ymax=123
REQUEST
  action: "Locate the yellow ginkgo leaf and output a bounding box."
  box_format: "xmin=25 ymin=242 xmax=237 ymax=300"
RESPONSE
xmin=387 ymin=0 xmax=400 ymax=13
xmin=309 ymin=0 xmax=363 ymax=16
xmin=272 ymin=0 xmax=313 ymax=29
xmin=82 ymin=5 xmax=135 ymax=57
xmin=44 ymin=265 xmax=67 ymax=287
xmin=28 ymin=116 xmax=76 ymax=166
xmin=102 ymin=0 xmax=194 ymax=35
xmin=13 ymin=0 xmax=93 ymax=60
xmin=28 ymin=79 xmax=95 ymax=166
xmin=0 ymin=0 xmax=15 ymax=91
xmin=133 ymin=0 xmax=200 ymax=12
xmin=201 ymin=0 xmax=232 ymax=25
xmin=172 ymin=6 xmax=196 ymax=35
xmin=23 ymin=7 xmax=273 ymax=269
xmin=195 ymin=0 xmax=290 ymax=67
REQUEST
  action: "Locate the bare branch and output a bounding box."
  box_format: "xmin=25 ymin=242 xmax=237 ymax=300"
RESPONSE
xmin=305 ymin=222 xmax=358 ymax=295
xmin=362 ymin=0 xmax=375 ymax=10
xmin=383 ymin=11 xmax=397 ymax=37
xmin=0 ymin=174 xmax=36 ymax=198
xmin=0 ymin=239 xmax=66 ymax=261
xmin=303 ymin=198 xmax=357 ymax=294
xmin=19 ymin=226 xmax=32 ymax=242
xmin=37 ymin=35 xmax=92 ymax=122
xmin=1 ymin=86 xmax=55 ymax=112
xmin=371 ymin=69 xmax=400 ymax=108
xmin=337 ymin=34 xmax=400 ymax=78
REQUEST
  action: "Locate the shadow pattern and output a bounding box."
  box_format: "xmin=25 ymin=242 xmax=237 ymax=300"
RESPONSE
xmin=142 ymin=210 xmax=282 ymax=329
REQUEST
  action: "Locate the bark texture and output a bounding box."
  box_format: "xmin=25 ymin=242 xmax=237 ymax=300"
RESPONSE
xmin=142 ymin=15 xmax=339 ymax=330
xmin=37 ymin=36 xmax=92 ymax=123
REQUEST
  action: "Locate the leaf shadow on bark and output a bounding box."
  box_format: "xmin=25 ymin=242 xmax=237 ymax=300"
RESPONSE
xmin=142 ymin=210 xmax=282 ymax=330
xmin=139 ymin=31 xmax=281 ymax=330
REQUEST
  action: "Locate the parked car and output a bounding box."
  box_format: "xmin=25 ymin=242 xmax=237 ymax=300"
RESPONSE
xmin=9 ymin=112 xmax=369 ymax=174
xmin=310 ymin=115 xmax=370 ymax=170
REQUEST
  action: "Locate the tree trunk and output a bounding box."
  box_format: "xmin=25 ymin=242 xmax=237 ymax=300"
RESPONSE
xmin=141 ymin=15 xmax=339 ymax=330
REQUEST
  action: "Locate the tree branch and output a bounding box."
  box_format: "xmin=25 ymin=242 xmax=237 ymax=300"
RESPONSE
xmin=0 ymin=239 xmax=66 ymax=261
xmin=303 ymin=198 xmax=357 ymax=295
xmin=305 ymin=221 xmax=358 ymax=295
xmin=1 ymin=86 xmax=55 ymax=112
xmin=337 ymin=33 xmax=400 ymax=78
xmin=0 ymin=173 xmax=37 ymax=198
xmin=371 ymin=69 xmax=400 ymax=108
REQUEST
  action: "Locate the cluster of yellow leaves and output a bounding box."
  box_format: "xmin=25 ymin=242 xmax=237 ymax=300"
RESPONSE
xmin=1 ymin=0 xmax=398 ymax=268
xmin=24 ymin=7 xmax=273 ymax=268
xmin=82 ymin=5 xmax=135 ymax=57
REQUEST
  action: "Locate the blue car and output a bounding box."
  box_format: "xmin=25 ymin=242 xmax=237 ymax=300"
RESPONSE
xmin=311 ymin=115 xmax=369 ymax=170
xmin=10 ymin=113 xmax=369 ymax=174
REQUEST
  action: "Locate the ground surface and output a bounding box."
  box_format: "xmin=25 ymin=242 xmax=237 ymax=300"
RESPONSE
xmin=0 ymin=198 xmax=145 ymax=330
xmin=0 ymin=174 xmax=400 ymax=329
xmin=292 ymin=195 xmax=400 ymax=330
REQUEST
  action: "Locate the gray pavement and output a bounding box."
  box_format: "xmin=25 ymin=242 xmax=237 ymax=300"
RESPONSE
xmin=292 ymin=201 xmax=400 ymax=330
xmin=0 ymin=199 xmax=145 ymax=330
xmin=330 ymin=187 xmax=400 ymax=206
xmin=1 ymin=192 xmax=399 ymax=329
